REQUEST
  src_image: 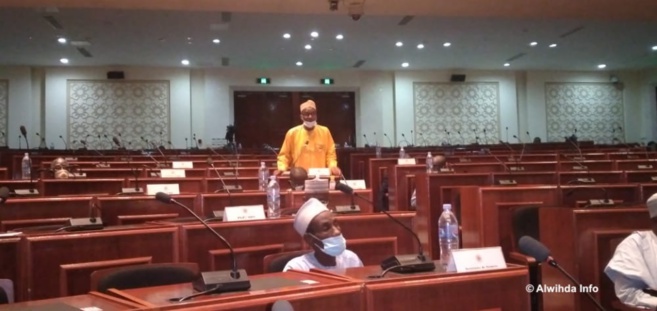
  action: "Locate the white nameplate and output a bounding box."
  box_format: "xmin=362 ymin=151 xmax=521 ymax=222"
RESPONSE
xmin=397 ymin=158 xmax=416 ymax=165
xmin=160 ymin=169 xmax=186 ymax=178
xmin=509 ymin=166 xmax=525 ymax=171
xmin=459 ymin=158 xmax=471 ymax=162
xmin=64 ymin=157 xmax=78 ymax=161
xmin=223 ymin=205 xmax=266 ymax=222
xmin=343 ymin=179 xmax=366 ymax=190
xmin=146 ymin=183 xmax=180 ymax=195
xmin=638 ymin=164 xmax=653 ymax=169
xmin=651 ymin=176 xmax=657 ymax=182
xmin=172 ymin=161 xmax=194 ymax=169
xmin=440 ymin=167 xmax=454 ymax=173
xmin=446 ymin=246 xmax=507 ymax=273
xmin=589 ymin=199 xmax=615 ymax=206
xmin=308 ymin=168 xmax=331 ymax=178
xmin=577 ymin=178 xmax=596 ymax=183
xmin=573 ymin=165 xmax=588 ymax=170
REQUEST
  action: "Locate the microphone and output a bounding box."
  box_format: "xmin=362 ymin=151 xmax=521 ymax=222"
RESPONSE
xmin=0 ymin=186 xmax=10 ymax=204
xmin=335 ymin=182 xmax=435 ymax=273
xmin=59 ymin=135 xmax=70 ymax=150
xmin=35 ymin=132 xmax=47 ymax=149
xmin=154 ymin=143 xmax=170 ymax=168
xmin=513 ymin=135 xmax=526 ymax=162
xmin=155 ymin=192 xmax=251 ymax=294
xmin=563 ymin=184 xmax=613 ymax=207
xmin=410 ymin=130 xmax=415 ymax=146
xmin=363 ymin=134 xmax=370 ymax=147
xmin=207 ymin=157 xmax=240 ymax=194
xmin=499 ymin=140 xmax=516 ymax=161
xmin=400 ymin=133 xmax=409 ymax=147
xmin=505 ymin=126 xmax=509 ymax=143
xmin=167 ymin=140 xmax=175 ymax=149
xmin=64 ymin=199 xmax=104 ymax=231
xmin=472 ymin=129 xmax=479 ymax=144
xmin=383 ymin=133 xmax=393 ymax=147
xmin=20 ymin=125 xmax=29 ymax=150
xmin=482 ymin=128 xmax=489 ymax=145
xmin=457 ymin=131 xmax=464 ymax=145
xmin=185 ymin=137 xmax=189 ymax=150
xmin=444 ymin=130 xmax=452 ymax=146
xmin=486 ymin=149 xmax=516 ymax=185
xmin=372 ymin=132 xmax=378 ymax=147
xmin=518 ymin=236 xmax=607 ymax=311
xmin=112 ymin=136 xmax=122 ymax=149
xmin=192 ymin=133 xmax=199 ymax=150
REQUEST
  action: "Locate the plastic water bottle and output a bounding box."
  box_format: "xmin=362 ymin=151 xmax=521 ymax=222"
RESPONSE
xmin=375 ymin=143 xmax=382 ymax=158
xmin=21 ymin=153 xmax=31 ymax=180
xmin=438 ymin=203 xmax=459 ymax=267
xmin=426 ymin=152 xmax=433 ymax=172
xmin=258 ymin=161 xmax=269 ymax=191
xmin=399 ymin=146 xmax=406 ymax=159
xmin=266 ymin=175 xmax=281 ymax=219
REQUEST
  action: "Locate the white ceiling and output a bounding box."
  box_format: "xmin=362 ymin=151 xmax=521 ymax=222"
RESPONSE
xmin=1 ymin=0 xmax=656 ymax=71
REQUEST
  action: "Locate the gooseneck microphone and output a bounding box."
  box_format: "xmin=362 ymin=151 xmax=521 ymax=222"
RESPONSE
xmin=513 ymin=135 xmax=526 ymax=162
xmin=383 ymin=133 xmax=393 ymax=147
xmin=363 ymin=134 xmax=370 ymax=147
xmin=410 ymin=130 xmax=415 ymax=146
xmin=155 ymin=192 xmax=250 ymax=296
xmin=64 ymin=199 xmax=104 ymax=231
xmin=518 ymin=236 xmax=607 ymax=311
xmin=486 ymin=148 xmax=516 ymax=185
xmin=335 ymin=182 xmax=435 ymax=273
xmin=207 ymin=157 xmax=235 ymax=201
xmin=457 ymin=131 xmax=464 ymax=145
xmin=59 ymin=135 xmax=70 ymax=150
xmin=20 ymin=125 xmax=29 ymax=150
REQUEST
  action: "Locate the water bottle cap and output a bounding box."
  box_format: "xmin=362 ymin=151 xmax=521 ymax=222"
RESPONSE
xmin=427 ymin=152 xmax=432 ymax=157
xmin=442 ymin=203 xmax=452 ymax=210
xmin=260 ymin=161 xmax=265 ymax=167
xmin=24 ymin=153 xmax=28 ymax=156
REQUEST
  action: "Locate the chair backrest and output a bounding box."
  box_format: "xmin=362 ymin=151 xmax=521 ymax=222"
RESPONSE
xmin=512 ymin=206 xmax=540 ymax=248
xmin=0 ymin=286 xmax=7 ymax=305
xmin=90 ymin=262 xmax=199 ymax=293
xmin=263 ymin=250 xmax=310 ymax=273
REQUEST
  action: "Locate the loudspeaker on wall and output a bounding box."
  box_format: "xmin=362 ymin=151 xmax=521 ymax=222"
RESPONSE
xmin=450 ymin=74 xmax=466 ymax=82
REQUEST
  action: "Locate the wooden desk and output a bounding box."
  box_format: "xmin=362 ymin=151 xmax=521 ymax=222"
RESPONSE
xmin=21 ymin=224 xmax=180 ymax=301
xmin=539 ymin=207 xmax=651 ymax=311
xmin=314 ymin=263 xmax=530 ymax=311
xmin=0 ymin=292 xmax=143 ymax=310
xmin=558 ymin=160 xmax=615 ymax=171
xmin=0 ymin=196 xmax=93 ymax=231
xmin=558 ymin=171 xmax=626 ymax=185
xmin=0 ymin=236 xmax=20 ymax=303
xmin=174 ymin=212 xmax=416 ymax=276
xmin=42 ymin=178 xmax=126 ymax=196
xmin=559 ymin=184 xmax=641 ymax=208
xmin=98 ymin=194 xmax=199 ymax=226
xmin=128 ymin=177 xmax=205 ymax=194
xmin=626 ymin=170 xmax=657 ymax=183
xmin=108 ymin=270 xmax=362 ymax=311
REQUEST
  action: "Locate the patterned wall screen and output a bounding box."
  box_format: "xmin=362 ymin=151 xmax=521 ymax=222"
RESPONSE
xmin=545 ymin=83 xmax=623 ymax=144
xmin=414 ymin=82 xmax=500 ymax=146
xmin=68 ymin=80 xmax=170 ymax=150
xmin=0 ymin=80 xmax=7 ymax=147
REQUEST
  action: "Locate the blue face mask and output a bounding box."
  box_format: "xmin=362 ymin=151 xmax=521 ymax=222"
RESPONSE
xmin=311 ymin=234 xmax=346 ymax=257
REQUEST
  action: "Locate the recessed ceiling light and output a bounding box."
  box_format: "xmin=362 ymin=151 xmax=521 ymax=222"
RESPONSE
xmin=310 ymin=31 xmax=319 ymax=38
xmin=529 ymin=42 xmax=538 ymax=46
xmin=57 ymin=37 xmax=67 ymax=44
xmin=504 ymin=63 xmax=510 ymax=67
xmin=283 ymin=33 xmax=291 ymax=39
xmin=296 ymin=61 xmax=303 ymax=66
xmin=212 ymin=39 xmax=220 ymax=44
xmin=652 ymin=45 xmax=657 ymax=51
xmin=549 ymin=43 xmax=557 ymax=48
xmin=336 ymin=34 xmax=344 ymax=40
xmin=401 ymin=62 xmax=409 ymax=68
xmin=597 ymin=64 xmax=606 ymax=69
xmin=59 ymin=58 xmax=69 ymax=64
xmin=304 ymin=44 xmax=312 ymax=50
xmin=181 ymin=59 xmax=190 ymax=66
xmin=417 ymin=43 xmax=424 ymax=49
xmin=443 ymin=42 xmax=451 ymax=47
xmin=395 ymin=41 xmax=403 ymax=47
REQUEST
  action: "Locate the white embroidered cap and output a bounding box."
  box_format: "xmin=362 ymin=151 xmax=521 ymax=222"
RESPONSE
xmin=293 ymin=198 xmax=328 ymax=236
xmin=648 ymin=193 xmax=657 ymax=218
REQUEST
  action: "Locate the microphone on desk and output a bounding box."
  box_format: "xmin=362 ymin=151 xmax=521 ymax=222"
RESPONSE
xmin=410 ymin=130 xmax=415 ymax=146
xmin=0 ymin=187 xmax=10 ymax=204
xmin=155 ymin=192 xmax=251 ymax=296
xmin=63 ymin=198 xmax=104 ymax=231
xmin=363 ymin=134 xmax=370 ymax=147
xmin=334 ymin=181 xmax=436 ymax=274
xmin=518 ymin=236 xmax=607 ymax=311
xmin=112 ymin=136 xmax=123 ymax=150
xmin=19 ymin=125 xmax=29 ymax=150
xmin=457 ymin=130 xmax=464 ymax=145
xmin=207 ymin=157 xmax=240 ymax=196
xmin=444 ymin=130 xmax=452 ymax=146
xmin=482 ymin=128 xmax=489 ymax=145
xmin=400 ymin=133 xmax=409 ymax=147
xmin=383 ymin=133 xmax=393 ymax=148
xmin=35 ymin=132 xmax=47 ymax=149
xmin=153 ymin=142 xmax=170 ymax=168
xmin=59 ymin=135 xmax=70 ymax=150
xmin=563 ymin=184 xmax=613 ymax=207
xmin=192 ymin=133 xmax=199 ymax=150
xmin=485 ymin=148 xmax=517 ymax=185
xmin=513 ymin=135 xmax=526 ymax=162
xmin=505 ymin=126 xmax=509 ymax=143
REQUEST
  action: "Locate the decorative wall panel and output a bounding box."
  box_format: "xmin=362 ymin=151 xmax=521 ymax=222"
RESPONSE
xmin=68 ymin=80 xmax=170 ymax=149
xmin=0 ymin=80 xmax=7 ymax=147
xmin=545 ymin=83 xmax=623 ymax=144
xmin=414 ymin=82 xmax=500 ymax=146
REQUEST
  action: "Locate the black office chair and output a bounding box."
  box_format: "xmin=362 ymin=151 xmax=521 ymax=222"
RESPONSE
xmin=511 ymin=206 xmax=542 ymax=311
xmin=0 ymin=286 xmax=8 ymax=304
xmin=263 ymin=250 xmax=310 ymax=273
xmin=90 ymin=262 xmax=199 ymax=293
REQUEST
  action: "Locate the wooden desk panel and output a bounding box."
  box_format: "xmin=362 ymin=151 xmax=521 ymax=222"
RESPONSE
xmin=0 ymin=237 xmax=21 ymax=301
xmin=129 ymin=177 xmax=205 ymax=194
xmin=0 ymin=292 xmax=144 ymax=310
xmin=414 ymin=173 xmax=493 ymax=259
xmin=389 ymin=164 xmax=425 ymax=211
xmin=42 ymin=179 xmax=126 ymax=196
xmin=539 ymin=207 xmax=650 ymax=311
xmin=626 ymin=170 xmax=657 ymax=183
xmin=450 ymin=162 xmax=505 ymax=173
xmin=327 ymin=264 xmax=529 ymax=311
xmin=640 ymin=183 xmax=657 ymax=201
xmin=98 ymin=194 xmax=199 ymax=226
xmin=559 ymin=184 xmax=641 ymax=207
xmin=558 ymin=171 xmax=626 ymax=185
xmin=110 ymin=270 xmax=362 ymax=311
xmin=289 ymin=189 xmax=375 ymax=214
xmin=22 ymin=225 xmax=179 ymax=300
xmin=457 ymin=186 xmax=560 ymax=256
xmin=492 ymin=172 xmax=557 ymax=185
xmin=206 ymin=177 xmax=291 ymax=192
xmin=615 ymin=159 xmax=657 ymax=171
xmin=199 ymin=192 xmax=270 ymax=217
xmin=559 ymin=160 xmax=615 ymax=171
xmin=0 ymin=196 xmax=93 ymax=232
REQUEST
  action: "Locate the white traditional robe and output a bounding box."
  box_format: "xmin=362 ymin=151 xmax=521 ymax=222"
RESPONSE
xmin=283 ymin=250 xmax=363 ymax=272
xmin=605 ymin=231 xmax=657 ymax=308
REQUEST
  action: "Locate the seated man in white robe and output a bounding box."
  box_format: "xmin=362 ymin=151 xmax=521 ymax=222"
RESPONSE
xmin=283 ymin=198 xmax=363 ymax=272
xmin=604 ymin=193 xmax=657 ymax=308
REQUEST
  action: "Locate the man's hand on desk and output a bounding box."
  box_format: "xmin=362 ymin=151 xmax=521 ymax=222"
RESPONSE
xmin=330 ymin=166 xmax=342 ymax=177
